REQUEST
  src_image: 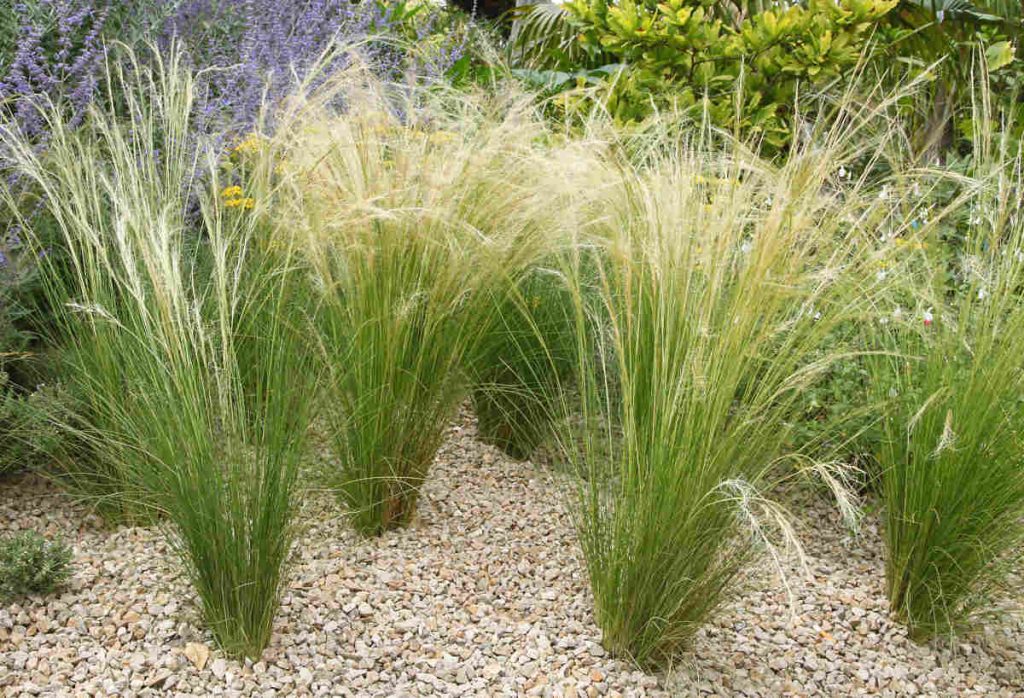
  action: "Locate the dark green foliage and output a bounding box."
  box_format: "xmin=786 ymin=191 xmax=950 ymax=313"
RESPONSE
xmin=0 ymin=372 xmax=68 ymax=476
xmin=879 ymin=0 xmax=1023 ymax=158
xmin=1 ymin=242 xmax=67 ymax=476
xmin=472 ymin=268 xmax=576 ymax=460
xmin=787 ymin=325 xmax=883 ymax=489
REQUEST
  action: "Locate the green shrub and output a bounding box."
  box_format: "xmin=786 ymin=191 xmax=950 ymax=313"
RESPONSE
xmin=0 ymin=370 xmax=27 ymax=475
xmin=1 ymin=230 xmax=44 ymax=475
xmin=875 ymin=0 xmax=1023 ymax=160
xmin=786 ymin=323 xmax=882 ymax=487
xmin=1 ymin=246 xmax=66 ymax=477
xmin=0 ymin=531 xmax=72 ymax=599
xmin=514 ymin=0 xmax=896 ymax=151
xmin=0 ymin=371 xmax=67 ymax=475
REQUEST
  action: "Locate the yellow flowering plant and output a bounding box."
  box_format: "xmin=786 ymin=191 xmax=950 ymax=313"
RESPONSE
xmin=220 ymin=185 xmax=255 ymax=210
xmin=218 ymin=132 xmax=275 ymax=213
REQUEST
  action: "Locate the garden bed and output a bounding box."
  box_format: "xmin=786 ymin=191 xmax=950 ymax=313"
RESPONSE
xmin=1 ymin=412 xmax=1022 ymax=697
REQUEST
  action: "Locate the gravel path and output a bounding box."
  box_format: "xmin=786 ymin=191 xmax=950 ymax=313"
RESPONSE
xmin=1 ymin=412 xmax=1022 ymax=697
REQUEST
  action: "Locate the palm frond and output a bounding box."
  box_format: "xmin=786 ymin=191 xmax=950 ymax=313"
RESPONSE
xmin=509 ymin=2 xmax=595 ymax=70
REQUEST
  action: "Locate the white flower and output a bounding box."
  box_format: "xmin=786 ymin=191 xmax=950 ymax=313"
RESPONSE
xmin=977 ymin=287 xmax=987 ymax=300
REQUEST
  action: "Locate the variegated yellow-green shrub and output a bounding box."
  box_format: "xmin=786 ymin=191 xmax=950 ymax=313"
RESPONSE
xmin=553 ymin=0 xmax=897 ymax=150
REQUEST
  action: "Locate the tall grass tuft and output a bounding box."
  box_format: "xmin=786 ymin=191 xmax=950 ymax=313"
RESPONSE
xmin=0 ymin=48 xmax=315 ymax=658
xmin=871 ymin=109 xmax=1024 ymax=640
xmin=278 ymin=73 xmax=567 ymax=535
xmin=553 ymin=116 xmax=895 ymax=666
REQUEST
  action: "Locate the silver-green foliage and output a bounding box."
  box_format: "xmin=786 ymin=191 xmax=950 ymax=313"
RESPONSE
xmin=0 ymin=531 xmax=72 ymax=600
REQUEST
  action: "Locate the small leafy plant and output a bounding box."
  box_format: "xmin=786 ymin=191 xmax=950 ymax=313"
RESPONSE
xmin=0 ymin=531 xmax=72 ymax=600
xmin=0 ymin=372 xmax=68 ymax=476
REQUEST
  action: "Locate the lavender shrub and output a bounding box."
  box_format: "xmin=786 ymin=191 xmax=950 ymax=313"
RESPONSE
xmin=0 ymin=1 xmax=108 ymax=136
xmin=158 ymin=0 xmax=469 ymax=132
xmin=2 ymin=0 xmax=469 ymax=135
xmin=0 ymin=1 xmax=146 ymax=323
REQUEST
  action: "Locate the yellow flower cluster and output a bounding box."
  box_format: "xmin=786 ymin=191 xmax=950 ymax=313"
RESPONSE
xmin=233 ymin=133 xmax=265 ymax=155
xmin=221 ymin=185 xmax=255 ymax=210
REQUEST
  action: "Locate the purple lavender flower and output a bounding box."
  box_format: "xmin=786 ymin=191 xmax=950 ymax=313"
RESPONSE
xmin=0 ymin=0 xmax=111 ymax=139
xmin=157 ymin=0 xmax=468 ymax=134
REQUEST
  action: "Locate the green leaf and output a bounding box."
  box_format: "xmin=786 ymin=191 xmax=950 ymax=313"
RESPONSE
xmin=986 ymin=40 xmax=1015 ymax=72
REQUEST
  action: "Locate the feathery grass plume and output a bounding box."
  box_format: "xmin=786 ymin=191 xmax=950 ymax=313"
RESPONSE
xmin=550 ymin=107 xmax=900 ymax=666
xmin=870 ymin=89 xmax=1024 ymax=641
xmin=276 ymin=68 xmax=569 ymax=535
xmin=0 ymin=46 xmax=316 ymax=658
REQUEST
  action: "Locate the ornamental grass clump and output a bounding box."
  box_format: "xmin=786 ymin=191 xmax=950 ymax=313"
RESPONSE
xmin=0 ymin=49 xmax=315 ymax=659
xmin=278 ymin=73 xmax=566 ymax=535
xmin=871 ymin=124 xmax=1024 ymax=641
xmin=554 ymin=118 xmax=893 ymax=666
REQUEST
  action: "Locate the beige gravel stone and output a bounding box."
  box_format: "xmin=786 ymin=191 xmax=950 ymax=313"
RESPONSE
xmin=1 ymin=408 xmax=1022 ymax=696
